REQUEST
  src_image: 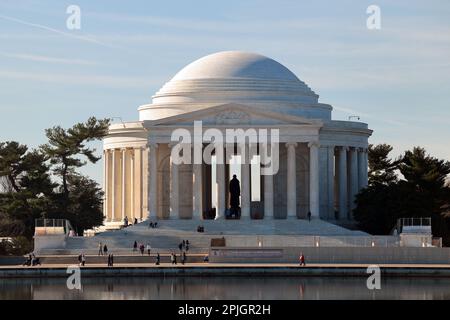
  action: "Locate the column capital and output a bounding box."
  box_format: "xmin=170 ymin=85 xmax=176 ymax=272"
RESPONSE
xmin=307 ymin=141 xmax=320 ymax=148
xmin=337 ymin=145 xmax=349 ymax=152
xmin=285 ymin=142 xmax=298 ymax=149
xmin=147 ymin=142 xmax=159 ymax=150
xmin=360 ymin=147 xmax=368 ymax=153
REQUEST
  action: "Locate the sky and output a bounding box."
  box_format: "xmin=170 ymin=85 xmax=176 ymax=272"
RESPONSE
xmin=1 ymin=0 xmax=450 ymax=185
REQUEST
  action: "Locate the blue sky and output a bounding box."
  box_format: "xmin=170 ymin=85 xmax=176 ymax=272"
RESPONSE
xmin=1 ymin=0 xmax=450 ymax=184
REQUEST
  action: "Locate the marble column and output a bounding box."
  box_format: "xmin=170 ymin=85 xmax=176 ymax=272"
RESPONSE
xmin=139 ymin=148 xmax=144 ymax=220
xmin=309 ymin=142 xmax=320 ymax=218
xmin=169 ymin=144 xmax=179 ymax=219
xmin=360 ymin=148 xmax=369 ymax=188
xmin=327 ymin=146 xmax=335 ymax=219
xmin=192 ymin=147 xmax=203 ymax=219
xmin=121 ymin=148 xmax=127 ymax=221
xmin=111 ymin=149 xmax=117 ymax=222
xmin=130 ymin=149 xmax=135 ymax=221
xmin=262 ymin=145 xmax=274 ymax=219
xmin=337 ymin=146 xmax=348 ymax=220
xmin=216 ymin=147 xmax=225 ymax=220
xmin=348 ymin=147 xmax=359 ymax=219
xmin=286 ymin=142 xmax=297 ymax=218
xmin=357 ymin=148 xmax=365 ymax=190
xmin=241 ymin=144 xmax=251 ymax=219
xmin=103 ymin=150 xmax=109 ymax=222
xmin=148 ymin=143 xmax=158 ymax=220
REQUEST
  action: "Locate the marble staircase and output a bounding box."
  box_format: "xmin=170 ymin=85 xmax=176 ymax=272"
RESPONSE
xmin=37 ymin=219 xmax=377 ymax=255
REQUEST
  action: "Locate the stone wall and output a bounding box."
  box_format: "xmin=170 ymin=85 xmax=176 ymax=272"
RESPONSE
xmin=209 ymin=247 xmax=450 ymax=264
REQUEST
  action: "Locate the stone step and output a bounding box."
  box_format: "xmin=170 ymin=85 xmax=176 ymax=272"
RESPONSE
xmin=36 ymin=253 xmax=207 ymax=265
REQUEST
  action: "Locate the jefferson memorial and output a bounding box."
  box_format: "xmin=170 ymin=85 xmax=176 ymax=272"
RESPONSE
xmin=102 ymin=51 xmax=372 ymax=228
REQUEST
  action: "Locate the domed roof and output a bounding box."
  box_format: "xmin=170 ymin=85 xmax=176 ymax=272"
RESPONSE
xmin=171 ymin=51 xmax=300 ymax=82
xmin=139 ymin=51 xmax=330 ymax=121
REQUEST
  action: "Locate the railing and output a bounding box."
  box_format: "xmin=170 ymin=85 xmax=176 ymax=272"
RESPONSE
xmin=397 ymin=217 xmax=431 ymax=233
xmin=34 ymin=219 xmax=75 ymax=236
xmin=226 ymin=235 xmax=402 ymax=248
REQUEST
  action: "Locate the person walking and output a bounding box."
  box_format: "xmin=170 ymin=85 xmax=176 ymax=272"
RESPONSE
xmin=107 ymin=254 xmax=114 ymax=267
xmin=81 ymin=254 xmax=86 ymax=266
xmin=181 ymin=251 xmax=186 ymax=265
xmin=178 ymin=242 xmax=183 ymax=252
xmin=133 ymin=241 xmax=138 ymax=253
xmin=171 ymin=253 xmax=177 ymax=265
xmin=307 ymin=211 xmax=311 ymax=222
xmin=134 ymin=218 xmax=138 ymax=225
xmin=146 ymin=243 xmax=151 ymax=256
xmin=98 ymin=242 xmax=103 ymax=256
xmin=155 ymin=252 xmax=160 ymax=265
xmin=299 ymin=253 xmax=306 ymax=266
xmin=103 ymin=244 xmax=108 ymax=255
xmin=139 ymin=243 xmax=145 ymax=255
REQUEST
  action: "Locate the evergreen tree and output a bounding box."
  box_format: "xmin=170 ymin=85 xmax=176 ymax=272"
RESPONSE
xmin=368 ymin=143 xmax=400 ymax=185
xmin=41 ymin=117 xmax=109 ymax=209
xmin=0 ymin=142 xmax=55 ymax=238
xmin=354 ymin=144 xmax=450 ymax=245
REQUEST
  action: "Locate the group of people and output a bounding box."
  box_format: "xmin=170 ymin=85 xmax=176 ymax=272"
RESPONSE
xmin=98 ymin=242 xmax=108 ymax=256
xmin=148 ymin=221 xmax=158 ymax=229
xmin=170 ymin=251 xmax=187 ymax=265
xmin=77 ymin=253 xmax=86 ymax=266
xmin=107 ymin=253 xmax=114 ymax=267
xmin=133 ymin=241 xmax=152 ymax=255
xmin=178 ymin=240 xmax=190 ymax=252
xmin=123 ymin=216 xmax=140 ymax=228
xmin=22 ymin=253 xmax=40 ymax=266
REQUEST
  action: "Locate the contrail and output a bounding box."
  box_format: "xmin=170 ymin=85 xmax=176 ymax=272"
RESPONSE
xmin=0 ymin=14 xmax=118 ymax=49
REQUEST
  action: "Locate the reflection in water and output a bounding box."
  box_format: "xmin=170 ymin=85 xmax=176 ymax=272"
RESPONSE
xmin=1 ymin=276 xmax=450 ymax=300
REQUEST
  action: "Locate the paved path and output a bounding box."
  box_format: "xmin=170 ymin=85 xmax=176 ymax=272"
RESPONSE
xmin=2 ymin=263 xmax=449 ymax=269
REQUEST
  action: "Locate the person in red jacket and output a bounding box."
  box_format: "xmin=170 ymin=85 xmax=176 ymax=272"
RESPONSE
xmin=299 ymin=253 xmax=306 ymax=266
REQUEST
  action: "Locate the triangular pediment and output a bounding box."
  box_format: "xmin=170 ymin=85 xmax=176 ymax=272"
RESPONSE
xmin=145 ymin=103 xmax=322 ymax=127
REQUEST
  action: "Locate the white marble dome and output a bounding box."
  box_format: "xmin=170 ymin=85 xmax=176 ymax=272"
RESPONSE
xmin=171 ymin=51 xmax=301 ymax=81
xmin=139 ymin=51 xmax=332 ymax=121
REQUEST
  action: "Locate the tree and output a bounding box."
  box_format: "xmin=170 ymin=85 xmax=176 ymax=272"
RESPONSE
xmin=0 ymin=141 xmax=28 ymax=192
xmin=59 ymin=174 xmax=104 ymax=234
xmin=0 ymin=142 xmax=55 ymax=238
xmin=41 ymin=117 xmax=109 ymax=210
xmin=354 ymin=144 xmax=450 ymax=245
xmin=400 ymin=147 xmax=450 ymax=194
xmin=368 ymin=143 xmax=400 ymax=185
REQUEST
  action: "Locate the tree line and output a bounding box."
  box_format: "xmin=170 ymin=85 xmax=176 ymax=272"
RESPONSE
xmin=354 ymin=144 xmax=450 ymax=245
xmin=0 ymin=117 xmax=110 ymax=253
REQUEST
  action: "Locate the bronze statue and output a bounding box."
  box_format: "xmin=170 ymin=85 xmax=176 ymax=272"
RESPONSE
xmin=229 ymin=174 xmax=241 ymax=218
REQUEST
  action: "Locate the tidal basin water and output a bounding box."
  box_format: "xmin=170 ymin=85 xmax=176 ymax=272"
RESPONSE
xmin=1 ymin=276 xmax=450 ymax=300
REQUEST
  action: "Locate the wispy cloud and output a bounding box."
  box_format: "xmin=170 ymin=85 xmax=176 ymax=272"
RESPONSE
xmin=0 ymin=14 xmax=117 ymax=49
xmin=0 ymin=51 xmax=97 ymax=66
xmin=0 ymin=70 xmax=161 ymax=88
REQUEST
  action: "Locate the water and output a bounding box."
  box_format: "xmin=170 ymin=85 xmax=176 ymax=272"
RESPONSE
xmin=1 ymin=276 xmax=450 ymax=300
